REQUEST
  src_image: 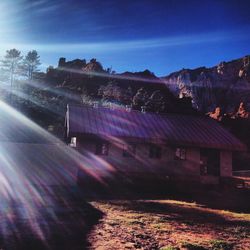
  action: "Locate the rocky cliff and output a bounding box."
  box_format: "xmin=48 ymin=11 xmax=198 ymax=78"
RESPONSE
xmin=162 ymin=56 xmax=250 ymax=112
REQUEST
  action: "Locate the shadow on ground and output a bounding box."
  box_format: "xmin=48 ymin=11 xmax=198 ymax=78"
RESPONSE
xmin=106 ymin=199 xmax=250 ymax=227
xmin=0 ymin=191 xmax=103 ymax=250
xmin=78 ymin=176 xmax=250 ymax=213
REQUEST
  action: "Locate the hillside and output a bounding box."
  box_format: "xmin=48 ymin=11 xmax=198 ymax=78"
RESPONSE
xmin=21 ymin=57 xmax=195 ymax=131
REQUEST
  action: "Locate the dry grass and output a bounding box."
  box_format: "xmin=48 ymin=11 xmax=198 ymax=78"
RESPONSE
xmin=87 ymin=199 xmax=250 ymax=250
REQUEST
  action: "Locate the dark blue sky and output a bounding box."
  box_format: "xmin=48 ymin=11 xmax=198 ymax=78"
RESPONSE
xmin=1 ymin=0 xmax=250 ymax=75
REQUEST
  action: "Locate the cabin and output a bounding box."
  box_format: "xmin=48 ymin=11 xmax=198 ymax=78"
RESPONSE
xmin=65 ymin=104 xmax=246 ymax=185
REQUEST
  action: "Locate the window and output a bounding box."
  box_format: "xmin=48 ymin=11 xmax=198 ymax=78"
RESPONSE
xmin=70 ymin=137 xmax=77 ymax=147
xmin=96 ymin=142 xmax=109 ymax=155
xmin=123 ymin=144 xmax=136 ymax=157
xmin=175 ymin=147 xmax=186 ymax=160
xmin=149 ymin=145 xmax=162 ymax=159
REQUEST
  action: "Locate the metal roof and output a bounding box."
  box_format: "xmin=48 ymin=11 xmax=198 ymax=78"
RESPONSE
xmin=66 ymin=104 xmax=246 ymax=151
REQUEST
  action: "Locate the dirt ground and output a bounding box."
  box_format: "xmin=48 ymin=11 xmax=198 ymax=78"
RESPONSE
xmin=87 ymin=193 xmax=250 ymax=250
xmin=0 ymin=185 xmax=249 ymax=250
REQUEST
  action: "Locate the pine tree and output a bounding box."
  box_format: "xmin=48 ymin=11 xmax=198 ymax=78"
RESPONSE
xmin=1 ymin=48 xmax=22 ymax=88
xmin=23 ymin=50 xmax=41 ymax=80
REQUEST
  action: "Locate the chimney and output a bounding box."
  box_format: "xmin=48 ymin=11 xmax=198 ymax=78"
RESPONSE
xmin=141 ymin=106 xmax=146 ymax=113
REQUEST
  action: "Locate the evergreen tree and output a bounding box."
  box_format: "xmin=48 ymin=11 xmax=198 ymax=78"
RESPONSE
xmin=1 ymin=48 xmax=22 ymax=88
xmin=23 ymin=50 xmax=41 ymax=80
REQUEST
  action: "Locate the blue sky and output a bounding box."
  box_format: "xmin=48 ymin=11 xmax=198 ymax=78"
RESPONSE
xmin=0 ymin=0 xmax=250 ymax=76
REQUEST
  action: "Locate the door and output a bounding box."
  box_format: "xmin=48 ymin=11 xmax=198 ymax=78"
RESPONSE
xmin=200 ymin=149 xmax=220 ymax=176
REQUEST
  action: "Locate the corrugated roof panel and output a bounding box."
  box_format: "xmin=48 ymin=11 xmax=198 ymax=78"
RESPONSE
xmin=131 ymin=112 xmax=147 ymax=138
xmin=103 ymin=109 xmax=113 ymax=136
xmin=67 ymin=105 xmax=246 ymax=151
xmin=120 ymin=110 xmax=137 ymax=137
xmin=147 ymin=113 xmax=164 ymax=138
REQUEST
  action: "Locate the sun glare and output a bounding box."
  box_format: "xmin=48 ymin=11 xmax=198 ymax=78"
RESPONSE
xmin=0 ymin=2 xmax=10 ymax=43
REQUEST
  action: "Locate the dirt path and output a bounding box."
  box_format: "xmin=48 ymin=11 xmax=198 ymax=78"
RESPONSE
xmin=87 ymin=200 xmax=250 ymax=250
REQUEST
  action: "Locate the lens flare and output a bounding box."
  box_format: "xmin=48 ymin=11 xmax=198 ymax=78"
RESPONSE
xmin=0 ymin=95 xmax=164 ymax=248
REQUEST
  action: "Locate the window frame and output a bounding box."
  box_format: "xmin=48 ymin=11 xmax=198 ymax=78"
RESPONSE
xmin=123 ymin=143 xmax=136 ymax=157
xmin=175 ymin=147 xmax=186 ymax=160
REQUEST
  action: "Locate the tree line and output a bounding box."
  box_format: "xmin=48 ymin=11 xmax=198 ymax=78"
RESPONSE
xmin=0 ymin=48 xmax=41 ymax=85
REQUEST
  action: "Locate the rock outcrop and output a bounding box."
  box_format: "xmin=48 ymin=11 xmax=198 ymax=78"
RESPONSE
xmin=82 ymin=58 xmax=105 ymax=73
xmin=58 ymin=57 xmax=87 ymax=69
xmin=233 ymin=102 xmax=249 ymax=119
xmin=207 ymin=107 xmax=223 ymax=121
xmin=163 ymin=55 xmax=250 ymax=113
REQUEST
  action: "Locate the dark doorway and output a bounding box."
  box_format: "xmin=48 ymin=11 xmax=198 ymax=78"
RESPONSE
xmin=200 ymin=149 xmax=220 ymax=176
